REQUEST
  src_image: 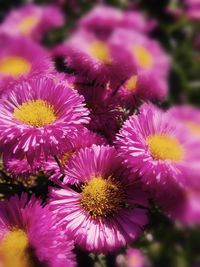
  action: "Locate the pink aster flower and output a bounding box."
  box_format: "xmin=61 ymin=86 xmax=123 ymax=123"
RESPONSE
xmin=49 ymin=145 xmax=148 ymax=253
xmin=44 ymin=128 xmax=105 ymax=183
xmin=0 ymin=77 xmax=90 ymax=164
xmin=79 ymin=5 xmax=156 ymax=40
xmin=116 ymin=103 xmax=200 ymax=198
xmin=0 ymin=4 xmax=64 ymax=40
xmin=0 ymin=34 xmax=54 ymax=96
xmin=168 ymin=105 xmax=200 ymax=140
xmin=3 ymin=154 xmax=42 ymax=178
xmin=110 ymin=29 xmax=170 ymax=100
xmin=0 ymin=193 xmax=75 ymax=267
xmin=60 ymin=30 xmax=135 ymax=88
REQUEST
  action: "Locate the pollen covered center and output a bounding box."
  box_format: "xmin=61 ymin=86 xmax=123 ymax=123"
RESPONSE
xmin=18 ymin=15 xmax=39 ymax=35
xmin=147 ymin=134 xmax=184 ymax=161
xmin=0 ymin=56 xmax=31 ymax=77
xmin=89 ymin=41 xmax=111 ymax=64
xmin=0 ymin=229 xmax=31 ymax=267
xmin=13 ymin=99 xmax=57 ymax=127
xmin=132 ymin=45 xmax=154 ymax=69
xmin=81 ymin=177 xmax=125 ymax=218
xmin=186 ymin=121 xmax=200 ymax=136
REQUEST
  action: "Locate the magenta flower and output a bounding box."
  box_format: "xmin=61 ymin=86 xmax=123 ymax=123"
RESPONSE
xmin=116 ymin=103 xmax=200 ymax=197
xmin=0 ymin=77 xmax=90 ymax=164
xmin=0 ymin=34 xmax=54 ymax=96
xmin=79 ymin=5 xmax=156 ymax=40
xmin=44 ymin=128 xmax=105 ymax=183
xmin=110 ymin=29 xmax=170 ymax=100
xmin=168 ymin=105 xmax=200 ymax=139
xmin=60 ymin=30 xmax=135 ymax=88
xmin=0 ymin=193 xmax=75 ymax=267
xmin=0 ymin=4 xmax=64 ymax=40
xmin=49 ymin=145 xmax=148 ymax=253
xmin=3 ymin=155 xmax=42 ymax=178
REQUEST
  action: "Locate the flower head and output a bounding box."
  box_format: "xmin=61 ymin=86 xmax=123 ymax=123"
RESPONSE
xmin=49 ymin=145 xmax=148 ymax=253
xmin=61 ymin=30 xmax=135 ymax=88
xmin=79 ymin=5 xmax=156 ymax=40
xmin=116 ymin=103 xmax=200 ymax=197
xmin=0 ymin=193 xmax=75 ymax=267
xmin=110 ymin=29 xmax=170 ymax=100
xmin=0 ymin=76 xmax=90 ymax=164
xmin=0 ymin=34 xmax=54 ymax=96
xmin=3 ymin=154 xmax=42 ymax=179
xmin=0 ymin=4 xmax=64 ymax=40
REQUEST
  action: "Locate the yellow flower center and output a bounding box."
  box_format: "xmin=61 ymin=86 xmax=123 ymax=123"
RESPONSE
xmin=89 ymin=41 xmax=111 ymax=64
xmin=18 ymin=15 xmax=39 ymax=35
xmin=0 ymin=56 xmax=31 ymax=77
xmin=0 ymin=229 xmax=31 ymax=267
xmin=186 ymin=121 xmax=200 ymax=136
xmin=131 ymin=45 xmax=154 ymax=69
xmin=81 ymin=177 xmax=126 ymax=218
xmin=13 ymin=99 xmax=57 ymax=127
xmin=146 ymin=134 xmax=184 ymax=161
xmin=125 ymin=75 xmax=138 ymax=91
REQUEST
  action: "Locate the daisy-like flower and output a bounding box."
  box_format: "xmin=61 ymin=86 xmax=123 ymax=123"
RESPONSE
xmin=61 ymin=30 xmax=135 ymax=88
xmin=168 ymin=105 xmax=200 ymax=139
xmin=49 ymin=145 xmax=148 ymax=253
xmin=0 ymin=77 xmax=90 ymax=164
xmin=44 ymin=128 xmax=105 ymax=183
xmin=0 ymin=34 xmax=54 ymax=96
xmin=3 ymin=155 xmax=42 ymax=178
xmin=110 ymin=29 xmax=170 ymax=100
xmin=0 ymin=193 xmax=75 ymax=267
xmin=116 ymin=103 xmax=200 ymax=194
xmin=79 ymin=5 xmax=156 ymax=40
xmin=0 ymin=4 xmax=64 ymax=40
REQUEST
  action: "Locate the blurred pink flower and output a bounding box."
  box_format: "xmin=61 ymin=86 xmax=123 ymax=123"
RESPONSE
xmin=0 ymin=4 xmax=64 ymax=40
xmin=0 ymin=193 xmax=75 ymax=267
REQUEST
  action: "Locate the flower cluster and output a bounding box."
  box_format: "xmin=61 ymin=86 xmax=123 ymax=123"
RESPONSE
xmin=0 ymin=3 xmax=199 ymax=267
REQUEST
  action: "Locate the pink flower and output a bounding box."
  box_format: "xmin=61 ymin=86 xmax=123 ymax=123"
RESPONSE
xmin=59 ymin=30 xmax=135 ymax=88
xmin=0 ymin=4 xmax=64 ymax=40
xmin=3 ymin=155 xmax=42 ymax=178
xmin=79 ymin=5 xmax=156 ymax=40
xmin=116 ymin=103 xmax=200 ymax=200
xmin=0 ymin=76 xmax=90 ymax=164
xmin=49 ymin=145 xmax=148 ymax=253
xmin=0 ymin=193 xmax=75 ymax=267
xmin=109 ymin=29 xmax=170 ymax=101
xmin=0 ymin=34 xmax=54 ymax=96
